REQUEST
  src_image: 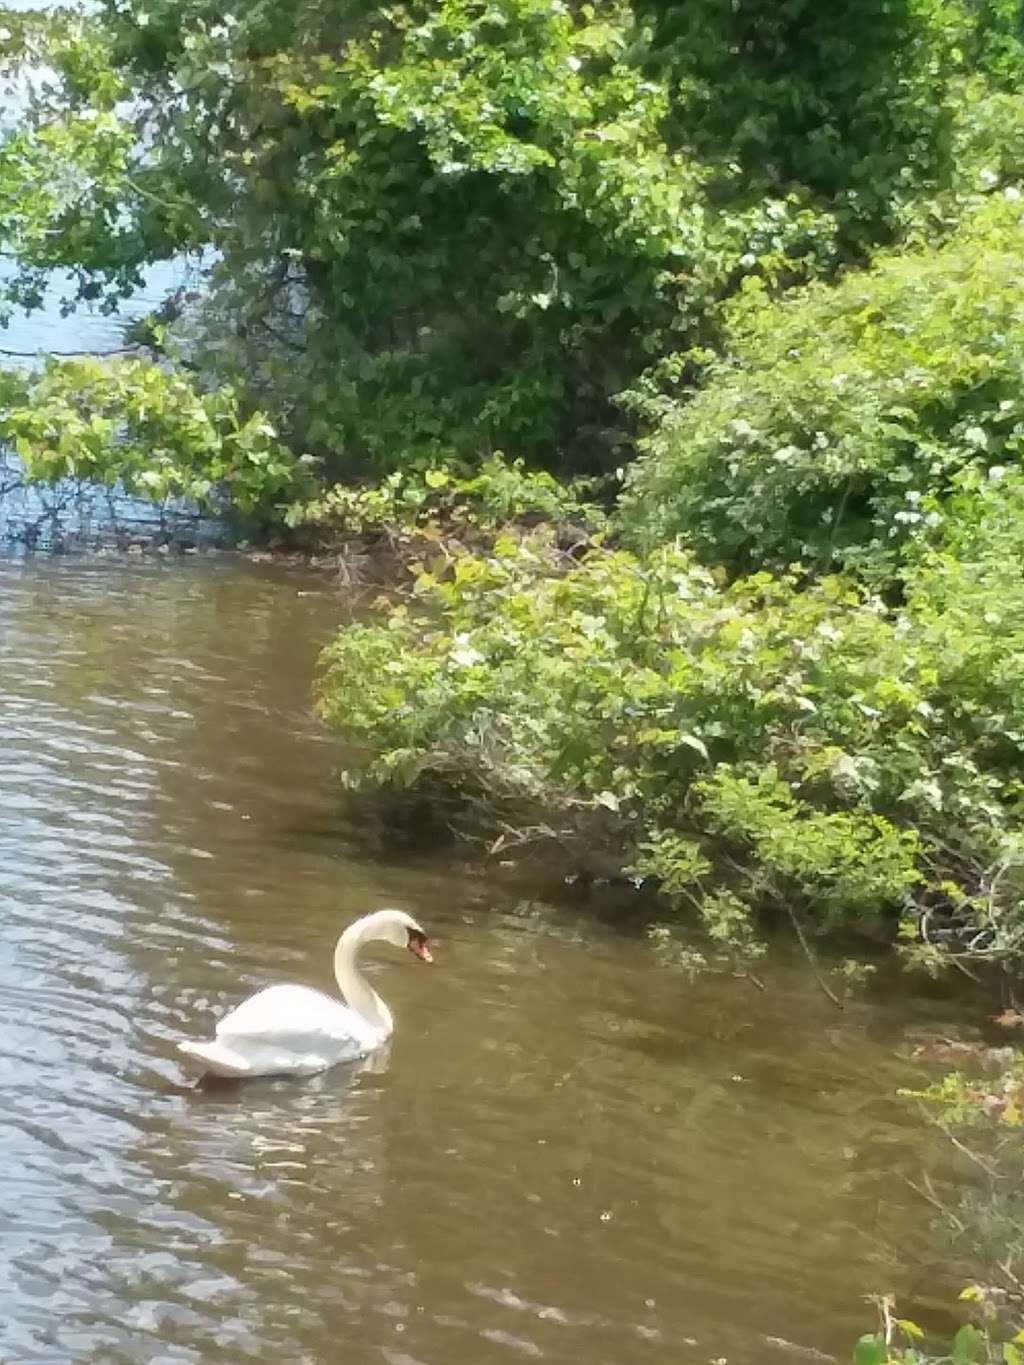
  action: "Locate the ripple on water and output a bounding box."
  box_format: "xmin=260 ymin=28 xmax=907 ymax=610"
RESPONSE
xmin=0 ymin=555 xmax=971 ymax=1364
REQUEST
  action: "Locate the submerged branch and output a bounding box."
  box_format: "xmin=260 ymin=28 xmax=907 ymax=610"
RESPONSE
xmin=0 ymin=344 xmax=144 ymax=358
xmin=786 ymin=903 xmax=844 ymax=1009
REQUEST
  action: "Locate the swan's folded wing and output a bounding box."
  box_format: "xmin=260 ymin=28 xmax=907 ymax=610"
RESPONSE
xmin=215 ymin=984 xmax=379 ymax=1052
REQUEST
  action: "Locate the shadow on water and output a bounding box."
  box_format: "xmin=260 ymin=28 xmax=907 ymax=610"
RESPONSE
xmin=178 ymin=1045 xmax=393 ymax=1104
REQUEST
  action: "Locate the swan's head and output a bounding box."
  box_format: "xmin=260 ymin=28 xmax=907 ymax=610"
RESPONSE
xmin=364 ymin=908 xmax=433 ymax=962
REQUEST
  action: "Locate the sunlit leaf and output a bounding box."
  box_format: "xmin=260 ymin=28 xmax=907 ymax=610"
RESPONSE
xmin=896 ymin=1320 xmax=924 ymax=1340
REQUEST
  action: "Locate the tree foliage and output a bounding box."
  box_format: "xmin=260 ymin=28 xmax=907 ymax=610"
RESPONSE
xmin=621 ymin=200 xmax=1024 ymax=579
xmin=4 ymin=0 xmax=1024 ymax=479
xmin=0 ymin=358 xmax=302 ymax=511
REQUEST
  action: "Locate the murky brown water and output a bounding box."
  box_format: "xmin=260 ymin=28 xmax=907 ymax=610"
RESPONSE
xmin=0 ymin=554 xmax=981 ymax=1365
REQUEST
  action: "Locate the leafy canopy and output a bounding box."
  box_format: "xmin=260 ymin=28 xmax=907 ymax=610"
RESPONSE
xmin=622 ymin=199 xmax=1024 ymax=581
xmin=4 ymin=0 xmax=1024 ymax=481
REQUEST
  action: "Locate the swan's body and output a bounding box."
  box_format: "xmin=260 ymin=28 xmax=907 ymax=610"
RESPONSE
xmin=178 ymin=908 xmax=431 ymax=1078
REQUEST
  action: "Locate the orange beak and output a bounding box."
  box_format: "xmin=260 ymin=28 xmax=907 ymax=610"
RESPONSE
xmin=409 ymin=939 xmax=433 ymax=963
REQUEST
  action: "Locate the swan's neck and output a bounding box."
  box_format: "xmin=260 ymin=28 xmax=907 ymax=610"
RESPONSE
xmin=334 ymin=926 xmax=393 ymax=1034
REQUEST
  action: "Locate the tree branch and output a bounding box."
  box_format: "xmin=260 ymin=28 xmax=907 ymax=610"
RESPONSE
xmin=786 ymin=902 xmax=844 ymax=1009
xmin=0 ymin=344 xmax=144 ymax=358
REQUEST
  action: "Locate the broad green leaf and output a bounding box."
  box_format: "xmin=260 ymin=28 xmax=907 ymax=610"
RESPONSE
xmin=852 ymin=1333 xmax=887 ymax=1365
xmin=953 ymin=1324 xmax=987 ymax=1365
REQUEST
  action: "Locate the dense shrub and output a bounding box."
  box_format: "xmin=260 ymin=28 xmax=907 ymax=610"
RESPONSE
xmin=641 ymin=0 xmax=957 ymax=250
xmin=318 ymin=482 xmax=1024 ymax=955
xmin=620 ymin=201 xmax=1024 ymax=580
xmin=285 ymin=454 xmax=606 ymax=542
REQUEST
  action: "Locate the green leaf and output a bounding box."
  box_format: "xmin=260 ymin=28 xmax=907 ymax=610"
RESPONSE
xmin=953 ymin=1324 xmax=987 ymax=1365
xmin=896 ymin=1320 xmax=924 ymax=1341
xmin=853 ymin=1333 xmax=887 ymax=1365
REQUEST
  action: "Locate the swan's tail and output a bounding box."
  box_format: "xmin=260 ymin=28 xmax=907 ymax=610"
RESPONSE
xmin=177 ymin=1038 xmax=252 ymax=1078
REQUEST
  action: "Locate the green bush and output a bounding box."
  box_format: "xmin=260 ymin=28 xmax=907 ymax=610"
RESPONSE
xmin=853 ymin=1303 xmax=1024 ymax=1365
xmin=285 ymin=454 xmax=606 ymax=543
xmin=853 ymin=1053 xmax=1024 ymax=1364
xmin=317 ymin=501 xmax=1024 ymax=956
xmin=0 ymin=358 xmax=302 ymax=513
xmin=621 ymin=201 xmax=1024 ymax=580
xmin=641 ymin=0 xmax=958 ymax=249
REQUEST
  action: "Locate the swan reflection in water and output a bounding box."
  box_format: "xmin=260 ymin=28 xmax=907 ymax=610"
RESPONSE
xmin=191 ymin=1040 xmax=395 ymax=1100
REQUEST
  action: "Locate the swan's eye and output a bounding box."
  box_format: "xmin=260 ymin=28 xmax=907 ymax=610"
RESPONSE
xmin=407 ymin=929 xmax=433 ymax=962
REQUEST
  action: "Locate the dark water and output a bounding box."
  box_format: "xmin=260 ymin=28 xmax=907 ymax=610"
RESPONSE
xmin=0 ymin=554 xmax=984 ymax=1364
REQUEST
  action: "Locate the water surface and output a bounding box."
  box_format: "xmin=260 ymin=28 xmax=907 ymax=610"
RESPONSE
xmin=0 ymin=554 xmax=984 ymax=1365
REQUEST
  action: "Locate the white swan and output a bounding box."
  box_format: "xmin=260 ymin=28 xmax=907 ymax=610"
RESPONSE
xmin=177 ymin=908 xmax=432 ymax=1078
